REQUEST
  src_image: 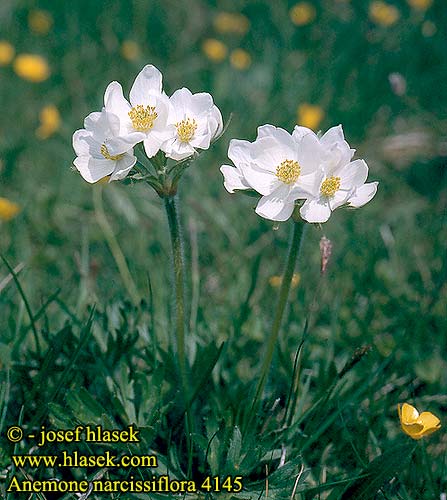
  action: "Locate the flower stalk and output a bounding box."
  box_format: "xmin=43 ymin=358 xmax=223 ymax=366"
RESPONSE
xmin=163 ymin=195 xmax=187 ymax=376
xmin=163 ymin=193 xmax=194 ymax=476
xmin=249 ymin=216 xmax=305 ymax=425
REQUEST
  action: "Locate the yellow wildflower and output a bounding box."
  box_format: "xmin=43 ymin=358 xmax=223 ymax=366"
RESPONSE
xmin=289 ymin=2 xmax=316 ymax=26
xmin=422 ymin=21 xmax=436 ymax=37
xmin=121 ymin=40 xmax=140 ymax=61
xmin=13 ymin=54 xmax=50 ymax=82
xmin=369 ymin=1 xmax=400 ymax=27
xmin=0 ymin=41 xmax=15 ymax=66
xmin=213 ymin=12 xmax=250 ymax=35
xmin=28 ymin=9 xmax=53 ymax=35
xmin=0 ymin=198 xmax=20 ymax=221
xmin=297 ymin=103 xmax=324 ymax=131
xmin=407 ymin=0 xmax=432 ymax=10
xmin=202 ymin=38 xmax=228 ymax=62
xmin=230 ymin=49 xmax=251 ymax=70
xmin=398 ymin=403 xmax=441 ymax=440
xmin=36 ymin=105 xmax=61 ymax=139
xmin=269 ymin=273 xmax=300 ymax=289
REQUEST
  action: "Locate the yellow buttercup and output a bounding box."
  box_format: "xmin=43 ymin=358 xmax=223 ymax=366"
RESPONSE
xmin=398 ymin=403 xmax=441 ymax=440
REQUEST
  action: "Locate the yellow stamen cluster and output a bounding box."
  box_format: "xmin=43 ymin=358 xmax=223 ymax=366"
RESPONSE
xmin=101 ymin=144 xmax=124 ymax=161
xmin=128 ymin=105 xmax=157 ymax=132
xmin=320 ymin=176 xmax=341 ymax=197
xmin=176 ymin=118 xmax=197 ymax=143
xmin=276 ymin=160 xmax=301 ymax=184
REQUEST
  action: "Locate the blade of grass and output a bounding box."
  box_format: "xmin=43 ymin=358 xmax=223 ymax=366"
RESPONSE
xmin=1 ymin=255 xmax=40 ymax=357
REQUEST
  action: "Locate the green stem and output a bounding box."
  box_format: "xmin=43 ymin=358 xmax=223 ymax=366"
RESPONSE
xmin=164 ymin=195 xmax=187 ymax=374
xmin=163 ymin=194 xmax=193 ymax=475
xmin=249 ymin=219 xmax=305 ymax=423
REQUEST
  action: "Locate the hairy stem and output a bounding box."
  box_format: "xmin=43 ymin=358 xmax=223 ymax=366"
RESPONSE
xmin=163 ymin=194 xmax=194 ymax=475
xmin=164 ymin=195 xmax=187 ymax=374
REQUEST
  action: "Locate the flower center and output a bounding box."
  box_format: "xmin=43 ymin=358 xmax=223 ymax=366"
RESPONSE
xmin=128 ymin=104 xmax=158 ymax=132
xmin=176 ymin=118 xmax=197 ymax=143
xmin=320 ymin=176 xmax=341 ymax=197
xmin=276 ymin=159 xmax=301 ymax=184
xmin=100 ymin=144 xmax=124 ymax=161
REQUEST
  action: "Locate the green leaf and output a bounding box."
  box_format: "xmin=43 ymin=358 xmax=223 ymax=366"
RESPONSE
xmin=335 ymin=442 xmax=416 ymax=500
xmin=65 ymin=388 xmax=107 ymax=425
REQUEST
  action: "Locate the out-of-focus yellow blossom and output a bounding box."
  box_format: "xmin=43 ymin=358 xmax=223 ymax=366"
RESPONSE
xmin=398 ymin=403 xmax=441 ymax=440
xmin=369 ymin=1 xmax=400 ymax=27
xmin=13 ymin=54 xmax=50 ymax=82
xmin=121 ymin=40 xmax=140 ymax=61
xmin=0 ymin=41 xmax=15 ymax=66
xmin=36 ymin=105 xmax=61 ymax=139
xmin=213 ymin=12 xmax=250 ymax=35
xmin=269 ymin=273 xmax=300 ymax=289
xmin=297 ymin=103 xmax=324 ymax=131
xmin=0 ymin=198 xmax=20 ymax=221
xmin=230 ymin=49 xmax=251 ymax=70
xmin=28 ymin=9 xmax=53 ymax=35
xmin=289 ymin=2 xmax=316 ymax=26
xmin=422 ymin=21 xmax=436 ymax=37
xmin=407 ymin=0 xmax=432 ymax=10
xmin=202 ymin=38 xmax=227 ymax=62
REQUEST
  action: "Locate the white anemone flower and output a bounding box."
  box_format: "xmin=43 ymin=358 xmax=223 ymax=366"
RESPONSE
xmin=161 ymin=87 xmax=223 ymax=161
xmin=73 ymin=108 xmax=137 ymax=183
xmin=221 ymin=124 xmax=324 ymax=221
xmin=300 ymin=125 xmax=378 ymax=223
xmin=104 ymin=64 xmax=173 ymax=158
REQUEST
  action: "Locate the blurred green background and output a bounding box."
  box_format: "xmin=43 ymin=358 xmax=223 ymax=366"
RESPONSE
xmin=0 ymin=0 xmax=446 ymax=497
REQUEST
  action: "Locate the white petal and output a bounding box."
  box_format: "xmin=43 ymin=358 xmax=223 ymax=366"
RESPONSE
xmin=259 ymin=125 xmax=297 ymax=152
xmin=348 ymin=182 xmax=378 ymax=208
xmin=300 ymin=198 xmax=332 ymax=223
xmin=296 ymin=132 xmax=322 ymax=174
xmin=328 ymin=190 xmax=350 ymax=210
xmin=169 ymin=87 xmax=194 ymax=117
xmin=251 ymin=137 xmax=295 ymax=172
xmin=73 ymin=129 xmax=93 ymax=157
xmin=189 ymin=92 xmax=214 ymax=116
xmin=83 ymin=111 xmax=105 ymax=134
xmin=293 ymin=169 xmax=324 ymax=197
xmin=228 ymin=139 xmax=252 ymax=167
xmin=339 ymin=159 xmax=369 ymax=189
xmin=105 ymin=132 xmax=145 ymax=156
xmin=256 ymin=124 xmax=277 ymax=139
xmin=150 ymin=93 xmax=172 ymax=131
xmin=243 ymin=163 xmax=278 ymax=196
xmin=109 ymin=154 xmax=137 ymax=181
xmin=209 ymin=104 xmax=223 ymax=139
xmin=320 ymin=124 xmax=345 ymax=145
xmin=130 ymin=64 xmax=163 ymax=105
xmin=189 ymin=119 xmax=212 ymax=149
xmin=104 ymin=82 xmax=132 ymax=122
xmin=220 ymin=165 xmax=250 ymax=193
xmin=74 ymin=157 xmax=114 ymax=183
xmin=165 ymin=141 xmax=196 ymax=161
xmin=292 ymin=125 xmax=317 ymax=141
xmin=255 ymin=185 xmax=295 ymax=221
xmin=143 ymin=135 xmax=164 ymax=158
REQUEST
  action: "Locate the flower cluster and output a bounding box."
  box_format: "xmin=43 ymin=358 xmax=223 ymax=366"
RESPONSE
xmin=73 ymin=65 xmax=223 ymax=184
xmin=221 ymin=124 xmax=378 ymax=223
